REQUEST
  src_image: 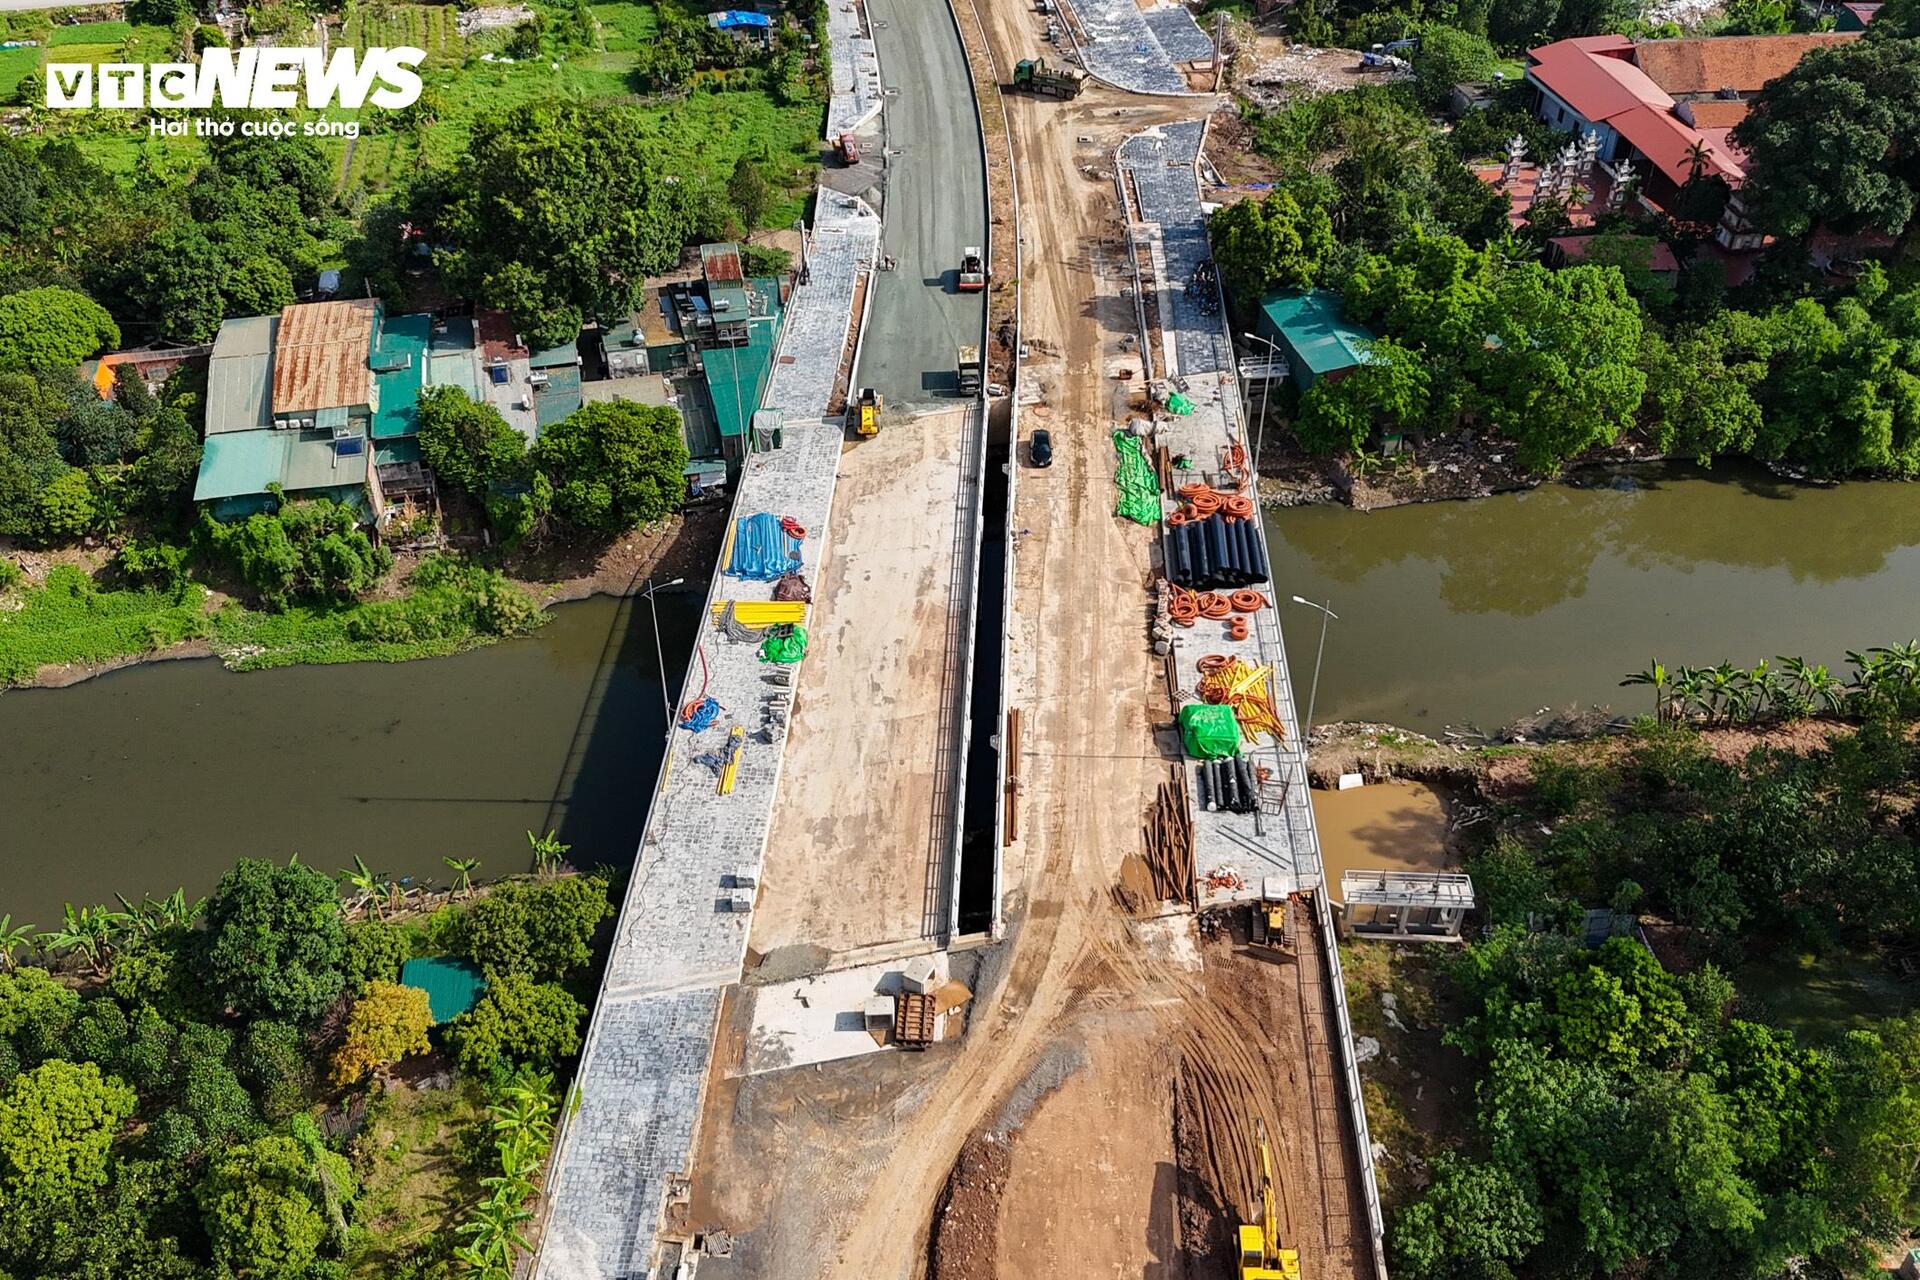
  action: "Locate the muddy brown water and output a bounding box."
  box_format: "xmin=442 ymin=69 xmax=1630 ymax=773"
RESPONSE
xmin=0 ymin=593 xmax=699 ymax=925
xmin=1267 ymin=463 xmax=1920 ymax=735
xmin=1311 ymin=781 xmax=1453 ymax=894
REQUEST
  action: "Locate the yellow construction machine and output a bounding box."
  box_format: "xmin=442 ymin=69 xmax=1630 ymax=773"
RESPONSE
xmin=1249 ymin=879 xmax=1294 ymax=954
xmin=853 ymin=387 xmax=882 ymax=438
xmin=1238 ymin=1120 xmax=1301 ymax=1280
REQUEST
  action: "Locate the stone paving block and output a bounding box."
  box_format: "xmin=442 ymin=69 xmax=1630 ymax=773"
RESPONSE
xmin=1119 ymin=123 xmax=1232 ymax=379
xmin=1143 ymin=7 xmax=1215 ymax=63
xmin=827 ymin=0 xmax=884 ymax=137
xmin=537 ymin=194 xmax=876 ymax=1280
xmin=1065 ymin=0 xmax=1194 ymax=94
xmin=537 ymin=989 xmax=722 ymax=1280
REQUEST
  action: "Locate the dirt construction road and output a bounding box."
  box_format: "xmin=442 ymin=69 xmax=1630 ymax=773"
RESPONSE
xmin=685 ymin=0 xmax=1378 ymax=1274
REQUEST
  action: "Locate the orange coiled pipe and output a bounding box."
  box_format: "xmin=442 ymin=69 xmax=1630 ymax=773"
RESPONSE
xmin=1228 ymin=589 xmax=1268 ymax=613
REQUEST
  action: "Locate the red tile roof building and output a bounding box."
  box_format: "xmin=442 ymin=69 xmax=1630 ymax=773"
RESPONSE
xmin=1521 ymin=31 xmax=1860 ymax=247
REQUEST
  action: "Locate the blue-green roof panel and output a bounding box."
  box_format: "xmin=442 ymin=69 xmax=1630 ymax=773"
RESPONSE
xmin=399 ymin=956 xmax=488 ymax=1024
xmin=1257 ymin=288 xmax=1376 ymax=385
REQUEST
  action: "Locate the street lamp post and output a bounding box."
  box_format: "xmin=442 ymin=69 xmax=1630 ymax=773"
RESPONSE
xmin=640 ymin=576 xmax=687 ymax=733
xmin=1242 ymin=331 xmax=1282 ymax=479
xmin=1289 ymin=595 xmax=1338 ymax=741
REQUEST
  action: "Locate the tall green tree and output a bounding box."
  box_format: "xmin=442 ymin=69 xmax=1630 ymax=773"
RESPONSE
xmin=1732 ymin=37 xmax=1920 ymax=240
xmin=202 ymin=859 xmax=348 ymax=1023
xmin=440 ymin=101 xmax=701 ymax=349
xmin=0 ymin=1060 xmax=136 ymax=1212
xmin=531 ymin=400 xmax=690 ymax=532
xmin=0 ymin=288 xmax=120 ymax=372
xmin=458 ymin=876 xmax=611 ymax=982
xmin=449 ymin=974 xmax=586 ymax=1074
xmin=416 ymin=385 xmax=527 ymax=495
xmin=1208 ymin=189 xmax=1336 ymax=302
xmin=195 ymin=1132 xmax=354 ymax=1279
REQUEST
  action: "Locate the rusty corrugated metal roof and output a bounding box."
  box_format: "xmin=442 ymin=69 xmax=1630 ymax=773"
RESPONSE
xmin=272 ymin=299 xmax=378 ymax=414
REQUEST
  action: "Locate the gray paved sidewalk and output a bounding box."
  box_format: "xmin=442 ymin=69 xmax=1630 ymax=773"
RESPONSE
xmin=1064 ymin=0 xmax=1210 ymax=94
xmin=535 ymin=198 xmax=875 ymax=1280
xmin=827 ymin=0 xmax=884 ymax=137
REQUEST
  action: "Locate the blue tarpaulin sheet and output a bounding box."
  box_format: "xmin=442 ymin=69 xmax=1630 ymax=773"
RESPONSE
xmin=727 ymin=513 xmax=803 ymax=581
xmin=709 ymin=9 xmax=772 ymax=27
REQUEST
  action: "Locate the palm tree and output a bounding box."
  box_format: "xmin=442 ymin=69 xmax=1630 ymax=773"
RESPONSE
xmin=0 ymin=915 xmax=35 ymax=973
xmin=526 ymin=830 xmax=571 ymax=877
xmin=444 ymin=857 xmax=482 ymax=900
xmin=1683 ymin=139 xmax=1712 ymax=183
xmin=1620 ymin=661 xmax=1669 ymax=722
xmin=339 ymin=856 xmax=383 ymax=919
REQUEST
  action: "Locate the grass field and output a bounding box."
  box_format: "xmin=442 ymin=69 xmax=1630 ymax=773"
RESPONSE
xmin=343 ymin=1075 xmax=488 ymax=1280
xmin=0 ymin=46 xmax=38 ymax=103
xmin=48 ymin=19 xmax=132 ymax=44
xmin=30 ymin=1 xmax=822 ymax=231
xmin=1736 ymin=947 xmax=1920 ymax=1044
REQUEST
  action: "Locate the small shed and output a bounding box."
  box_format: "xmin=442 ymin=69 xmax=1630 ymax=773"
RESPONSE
xmin=707 ymin=9 xmax=772 ymax=36
xmin=1256 ymin=288 xmax=1376 ymax=391
xmin=399 ymin=957 xmax=488 ymax=1024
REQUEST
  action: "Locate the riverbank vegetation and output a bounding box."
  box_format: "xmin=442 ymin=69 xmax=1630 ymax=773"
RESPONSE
xmin=1371 ymin=708 xmax=1920 ymax=1278
xmin=0 ymin=0 xmax=816 ymax=683
xmin=1213 ymin=10 xmax=1920 ymax=484
xmin=0 ymin=845 xmax=613 ymax=1280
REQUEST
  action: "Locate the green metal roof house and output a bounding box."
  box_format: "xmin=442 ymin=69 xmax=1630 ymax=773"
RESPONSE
xmin=1256 ymin=289 xmax=1377 ymax=390
xmin=195 ymin=315 xmax=372 ymax=519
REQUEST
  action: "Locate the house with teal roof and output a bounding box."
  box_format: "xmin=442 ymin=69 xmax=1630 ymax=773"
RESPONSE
xmin=1255 ymin=288 xmax=1378 ymax=390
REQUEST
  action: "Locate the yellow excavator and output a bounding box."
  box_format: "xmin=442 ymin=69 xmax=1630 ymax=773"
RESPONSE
xmin=1238 ymin=1119 xmax=1301 ymax=1280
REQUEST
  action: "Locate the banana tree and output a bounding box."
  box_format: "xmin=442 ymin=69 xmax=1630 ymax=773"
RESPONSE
xmin=1619 ymin=660 xmax=1669 ymax=722
xmin=526 ymin=829 xmax=571 ymax=877
xmin=39 ymin=904 xmax=119 ymax=978
xmin=0 ymin=915 xmax=35 ymax=973
xmin=338 ymin=856 xmax=383 ymax=918
xmin=1668 ymin=666 xmax=1706 ymax=722
xmin=444 ymin=857 xmax=482 ymax=900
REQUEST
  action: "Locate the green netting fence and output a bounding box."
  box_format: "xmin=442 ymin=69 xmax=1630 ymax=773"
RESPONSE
xmin=1113 ymin=431 xmax=1160 ymax=526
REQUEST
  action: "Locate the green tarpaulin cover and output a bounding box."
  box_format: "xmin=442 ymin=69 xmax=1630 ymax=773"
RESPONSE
xmin=1113 ymin=431 xmax=1160 ymax=526
xmin=1166 ymin=391 xmax=1195 ymax=415
xmin=760 ymin=624 xmax=808 ymax=664
xmin=1180 ymin=703 xmax=1241 ymax=760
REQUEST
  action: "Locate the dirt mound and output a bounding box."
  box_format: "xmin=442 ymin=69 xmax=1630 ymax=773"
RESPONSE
xmin=927 ymin=1134 xmax=1010 ymax=1280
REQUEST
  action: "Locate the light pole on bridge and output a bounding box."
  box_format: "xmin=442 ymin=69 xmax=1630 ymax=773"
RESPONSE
xmin=1288 ymin=595 xmax=1338 ymax=743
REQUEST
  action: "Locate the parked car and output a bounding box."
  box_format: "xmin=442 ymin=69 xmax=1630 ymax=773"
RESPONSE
xmin=1030 ymin=429 xmax=1053 ymax=467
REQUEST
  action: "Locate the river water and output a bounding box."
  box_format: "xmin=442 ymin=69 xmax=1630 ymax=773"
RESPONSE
xmin=9 ymin=463 xmax=1920 ymax=919
xmin=1267 ymin=464 xmax=1920 ymax=735
xmin=0 ymin=594 xmax=698 ymax=926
